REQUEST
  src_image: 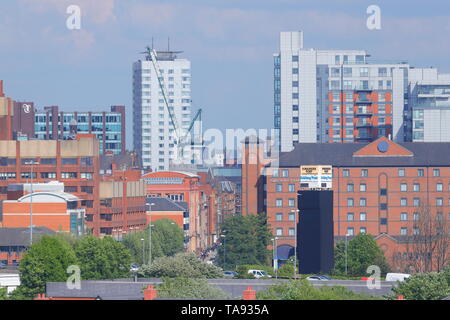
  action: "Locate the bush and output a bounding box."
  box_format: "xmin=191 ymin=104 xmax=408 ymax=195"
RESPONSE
xmin=157 ymin=277 xmax=229 ymax=299
xmin=236 ymin=265 xmax=273 ymax=279
xmin=257 ymin=279 xmax=379 ymax=300
xmin=390 ymin=272 xmax=450 ymax=300
xmin=138 ymin=253 xmax=223 ymax=279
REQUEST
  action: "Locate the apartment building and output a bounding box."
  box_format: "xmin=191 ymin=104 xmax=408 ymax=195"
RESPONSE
xmin=408 ymin=68 xmax=450 ymax=142
xmin=274 ymin=31 xmax=409 ymax=151
xmin=133 ymin=50 xmax=192 ymax=171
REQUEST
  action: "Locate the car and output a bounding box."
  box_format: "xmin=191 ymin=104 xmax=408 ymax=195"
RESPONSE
xmin=248 ymin=269 xmax=272 ymax=279
xmin=223 ymin=271 xmax=238 ymax=278
xmin=0 ymin=262 xmax=6 ymax=269
xmin=129 ymin=264 xmax=140 ymax=272
xmin=385 ymin=273 xmax=410 ymax=282
xmin=307 ymin=275 xmax=331 ymax=281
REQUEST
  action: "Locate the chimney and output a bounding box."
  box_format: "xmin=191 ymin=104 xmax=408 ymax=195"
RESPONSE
xmin=0 ymin=80 xmax=4 ymax=97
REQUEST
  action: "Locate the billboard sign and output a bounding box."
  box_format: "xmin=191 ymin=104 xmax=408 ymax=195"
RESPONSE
xmin=300 ymin=165 xmax=332 ymax=189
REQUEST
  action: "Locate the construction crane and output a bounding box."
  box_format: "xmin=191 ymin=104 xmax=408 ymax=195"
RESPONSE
xmin=140 ymin=46 xmax=203 ymax=163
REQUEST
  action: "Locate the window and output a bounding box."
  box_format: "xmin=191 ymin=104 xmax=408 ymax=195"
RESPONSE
xmin=292 ymin=68 xmax=299 ymax=74
xmin=360 ymin=227 xmax=367 ymax=234
xmin=61 ymin=172 xmax=77 ymax=179
xmin=413 ymin=184 xmax=420 ymax=192
xmin=81 ymin=172 xmax=93 ymax=180
xmin=398 ymin=169 xmax=405 ymax=177
xmin=288 ymin=184 xmax=295 ymax=192
xmin=380 ymin=203 xmax=387 ymax=210
xmin=288 ymin=228 xmax=295 ymax=236
xmin=276 ymin=213 xmax=283 ymax=222
xmin=347 ymin=228 xmax=354 ymax=236
xmin=433 ymin=169 xmax=440 ymax=177
xmin=401 ymin=212 xmax=408 ymax=221
xmin=288 ymin=199 xmax=295 ymax=207
xmin=413 ymin=227 xmax=420 ymax=235
xmin=272 ymin=169 xmax=279 ymax=177
xmin=41 ymin=172 xmax=56 ymax=179
xmin=380 ymin=218 xmax=388 ymax=225
xmin=361 ymin=169 xmax=368 ymax=177
xmin=437 ymin=183 xmax=443 ymax=192
xmin=347 ymin=213 xmax=354 ymax=221
xmin=400 ymin=227 xmax=408 ymax=236
xmin=436 ymin=198 xmax=443 ymax=207
xmin=292 ymin=55 xmax=299 ymax=62
xmin=413 ymin=212 xmax=419 ymax=221
xmin=276 ymin=184 xmax=282 ymax=192
xmin=360 ymin=184 xmax=366 ymax=192
xmin=347 ymin=184 xmax=354 ymax=192
xmin=276 ymin=228 xmax=283 ymax=236
xmin=347 ymin=198 xmax=354 ymax=207
xmin=360 ymin=212 xmax=367 ymax=221
xmin=276 ymin=199 xmax=283 ymax=207
xmin=380 ymin=188 xmax=387 ymax=196
xmin=282 ymin=169 xmax=289 ymax=178
xmin=343 ymin=169 xmax=350 ymax=177
xmin=400 ymin=183 xmax=407 ymax=192
xmin=360 ymin=198 xmax=367 ymax=207
xmin=61 ymin=158 xmax=78 ymax=165
xmin=400 ymin=198 xmax=407 ymax=206
xmin=288 ymin=213 xmax=295 ymax=221
xmin=418 ymin=169 xmax=424 ymax=177
xmin=413 ymin=198 xmax=420 ymax=207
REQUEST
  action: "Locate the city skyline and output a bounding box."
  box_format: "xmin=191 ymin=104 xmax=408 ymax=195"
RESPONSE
xmin=1 ymin=0 xmax=450 ymax=150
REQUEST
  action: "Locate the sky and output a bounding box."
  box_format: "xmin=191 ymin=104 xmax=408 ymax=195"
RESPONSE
xmin=1 ymin=0 xmax=450 ymax=149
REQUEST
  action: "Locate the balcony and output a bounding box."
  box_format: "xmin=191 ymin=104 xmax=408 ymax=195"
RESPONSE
xmin=356 ymin=120 xmax=372 ymax=128
xmin=355 ymin=109 xmax=373 ymax=117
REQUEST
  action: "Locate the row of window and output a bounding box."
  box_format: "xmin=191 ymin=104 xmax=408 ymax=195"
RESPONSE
xmin=346 ymin=182 xmax=450 ymax=192
xmin=346 ymin=197 xmax=449 ymax=207
xmin=342 ymin=168 xmax=443 ymax=177
xmin=346 ymin=212 xmax=450 ymax=222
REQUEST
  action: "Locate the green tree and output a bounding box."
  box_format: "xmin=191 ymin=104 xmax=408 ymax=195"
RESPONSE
xmin=0 ymin=287 xmax=7 ymax=300
xmin=74 ymin=235 xmax=131 ymax=280
xmin=14 ymin=235 xmax=78 ymax=299
xmin=157 ymin=277 xmax=229 ymax=299
xmin=122 ymin=219 xmax=184 ymax=265
xmin=138 ymin=252 xmax=223 ymax=278
xmin=333 ymin=233 xmax=390 ymax=277
xmin=215 ymin=213 xmax=272 ymax=269
xmin=257 ymin=279 xmax=379 ymax=300
xmin=390 ymin=272 xmax=450 ymax=300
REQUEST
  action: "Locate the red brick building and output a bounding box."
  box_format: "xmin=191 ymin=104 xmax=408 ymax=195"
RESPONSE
xmin=243 ymin=136 xmax=450 ymax=272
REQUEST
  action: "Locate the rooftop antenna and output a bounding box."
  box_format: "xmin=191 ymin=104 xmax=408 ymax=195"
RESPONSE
xmin=168 ymin=37 xmax=170 ymax=51
xmin=151 ymin=37 xmax=154 ymax=51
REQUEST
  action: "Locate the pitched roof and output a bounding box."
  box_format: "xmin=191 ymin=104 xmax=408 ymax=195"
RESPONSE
xmin=0 ymin=227 xmax=56 ymax=246
xmin=276 ymin=138 xmax=450 ymax=168
xmin=146 ymin=197 xmax=187 ymax=212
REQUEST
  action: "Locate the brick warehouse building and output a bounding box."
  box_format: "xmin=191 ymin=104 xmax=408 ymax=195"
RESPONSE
xmin=242 ymin=136 xmax=450 ymax=272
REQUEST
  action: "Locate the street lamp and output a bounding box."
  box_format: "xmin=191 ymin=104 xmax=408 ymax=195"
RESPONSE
xmin=147 ymin=202 xmax=155 ymax=266
xmin=25 ymin=160 xmax=39 ymax=246
xmin=220 ymin=234 xmax=226 ymax=269
xmin=271 ymin=237 xmax=279 ymax=279
xmin=140 ymin=238 xmax=145 ymax=265
xmin=345 ymin=233 xmax=350 ymax=275
xmin=291 ymin=208 xmax=300 ymax=278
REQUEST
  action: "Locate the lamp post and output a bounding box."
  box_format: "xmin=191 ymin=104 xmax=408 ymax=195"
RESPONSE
xmin=271 ymin=237 xmax=279 ymax=279
xmin=141 ymin=238 xmax=145 ymax=265
xmin=291 ymin=209 xmax=300 ymax=278
xmin=147 ymin=202 xmax=155 ymax=266
xmin=220 ymin=234 xmax=226 ymax=269
xmin=345 ymin=233 xmax=350 ymax=275
xmin=25 ymin=160 xmax=39 ymax=246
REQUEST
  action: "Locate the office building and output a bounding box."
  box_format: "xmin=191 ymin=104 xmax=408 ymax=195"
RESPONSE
xmin=133 ymin=49 xmax=192 ymax=171
xmin=34 ymin=105 xmax=126 ymax=155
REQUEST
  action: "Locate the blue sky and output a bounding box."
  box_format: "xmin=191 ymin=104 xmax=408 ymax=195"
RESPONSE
xmin=1 ymin=0 xmax=450 ymax=149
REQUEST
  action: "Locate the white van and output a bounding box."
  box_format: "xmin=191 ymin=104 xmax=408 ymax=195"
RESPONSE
xmin=248 ymin=270 xmax=271 ymax=279
xmin=385 ymin=273 xmax=410 ymax=282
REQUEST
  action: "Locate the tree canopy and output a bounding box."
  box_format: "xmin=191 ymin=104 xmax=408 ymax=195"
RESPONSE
xmin=122 ymin=219 xmax=184 ymax=265
xmin=157 ymin=277 xmax=228 ymax=299
xmin=74 ymin=235 xmax=131 ymax=280
xmin=215 ymin=213 xmax=272 ymax=269
xmin=333 ymin=233 xmax=390 ymax=277
xmin=13 ymin=235 xmax=78 ymax=299
xmin=390 ymin=271 xmax=450 ymax=300
xmin=138 ymin=252 xmax=223 ymax=278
